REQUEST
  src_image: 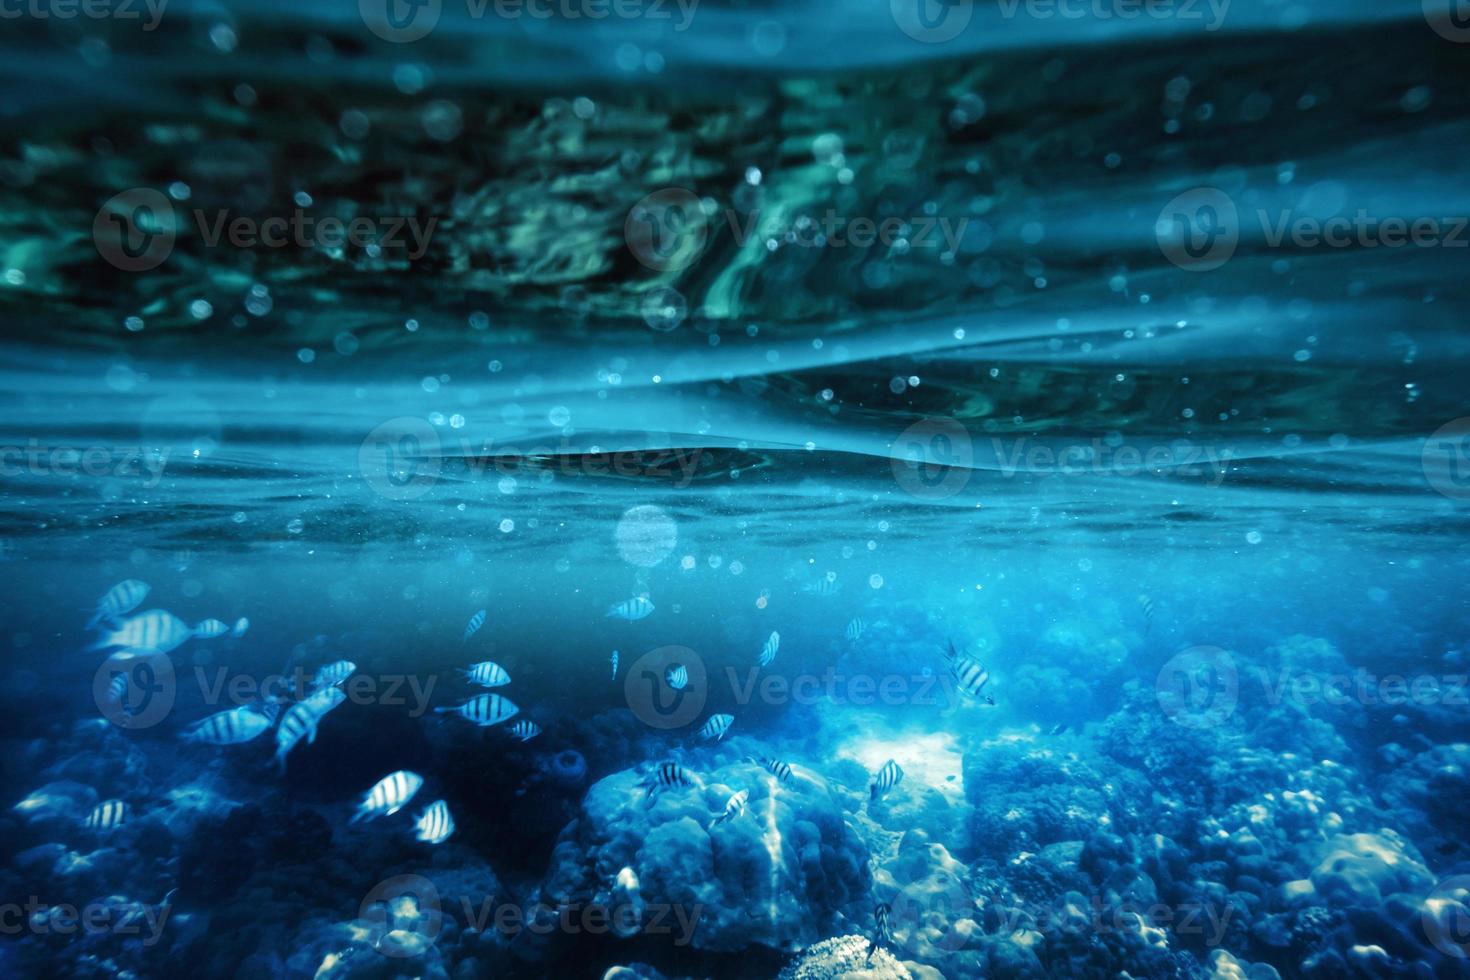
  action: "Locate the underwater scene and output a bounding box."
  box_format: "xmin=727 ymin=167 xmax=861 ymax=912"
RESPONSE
xmin=3 ymin=0 xmax=1470 ymax=977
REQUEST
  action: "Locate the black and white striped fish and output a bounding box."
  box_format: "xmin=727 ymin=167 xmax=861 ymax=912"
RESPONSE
xmin=193 ymin=618 xmax=230 ymax=639
xmin=867 ymin=902 xmax=893 ymax=963
xmin=436 ymin=693 xmax=518 ymax=727
xmin=845 ymin=618 xmax=866 ymax=641
xmin=509 ymin=719 xmax=542 ymax=742
xmin=710 ymin=788 xmax=748 ymax=827
xmin=463 ymin=609 xmax=487 ymax=643
xmin=182 ymin=705 xmax=274 ymax=745
xmin=105 ymin=673 xmax=128 ymax=705
xmin=945 ymin=640 xmax=992 ymax=701
xmin=274 ymin=688 xmax=347 ymax=771
xmin=462 ymin=660 xmax=510 ymax=688
xmin=666 ymin=664 xmax=688 ymax=690
xmin=83 ymin=799 xmax=129 ymax=832
xmin=414 ymin=799 xmax=455 ymax=844
xmin=232 ymin=617 xmax=250 ymax=638
xmin=699 ymin=713 xmax=734 ymax=741
xmin=95 ymin=609 xmax=192 ymax=654
xmin=610 ymin=650 xmax=619 ymax=679
xmin=870 ymin=759 xmax=904 ymax=801
xmin=1138 ymin=594 xmax=1157 ymax=636
xmin=311 ymin=660 xmax=357 ymax=690
xmin=754 ymin=756 xmax=793 ymax=783
xmin=803 ymin=576 xmax=840 ymax=597
xmin=88 ymin=580 xmax=149 ymax=629
xmin=641 ymin=761 xmax=694 ymax=804
xmin=350 ymin=770 xmax=424 ymax=823
xmin=607 ymin=596 xmax=655 ymax=621
xmin=759 ymin=631 xmax=780 ymax=667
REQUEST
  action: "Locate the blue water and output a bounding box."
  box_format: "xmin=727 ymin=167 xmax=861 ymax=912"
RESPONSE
xmin=3 ymin=1 xmax=1470 ymax=978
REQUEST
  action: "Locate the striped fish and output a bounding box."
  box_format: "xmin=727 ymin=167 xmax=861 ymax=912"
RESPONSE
xmin=463 ymin=609 xmax=487 ymax=643
xmin=232 ymin=617 xmax=250 ymax=638
xmin=1138 ymin=594 xmax=1157 ymax=636
xmin=755 ymin=756 xmax=793 ymax=783
xmin=945 ymin=640 xmax=992 ymax=701
xmin=84 ymin=799 xmax=129 ymax=832
xmin=710 ymin=788 xmax=748 ymax=827
xmin=436 ymin=693 xmax=518 ymax=727
xmin=274 ymin=688 xmax=347 ymax=771
xmin=759 ymin=631 xmax=780 ymax=667
xmin=803 ymin=576 xmax=840 ymax=597
xmin=462 ymin=660 xmax=510 ymax=688
xmin=193 ymin=618 xmax=230 ymax=639
xmin=509 ymin=719 xmax=541 ymax=741
xmin=867 ymin=902 xmax=893 ymax=963
xmin=606 ymin=596 xmax=655 ymax=621
xmin=96 ymin=609 xmax=192 ymax=654
xmin=350 ymin=770 xmax=424 ymax=823
xmin=845 ymin=618 xmax=866 ymax=641
xmin=182 ymin=705 xmax=274 ymax=745
xmin=642 ymin=761 xmax=693 ymax=804
xmin=88 ymin=580 xmax=149 ymax=629
xmin=610 ymin=650 xmax=619 ymax=679
xmin=699 ymin=713 xmax=734 ymax=741
xmin=414 ymin=799 xmax=455 ymax=844
xmin=106 ymin=673 xmax=128 ymax=706
xmin=666 ymin=664 xmax=688 ymax=690
xmin=870 ymin=759 xmax=904 ymax=801
xmin=311 ymin=660 xmax=357 ymax=690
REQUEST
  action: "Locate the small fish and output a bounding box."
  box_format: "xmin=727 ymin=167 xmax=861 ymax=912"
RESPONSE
xmin=867 ymin=902 xmax=893 ymax=963
xmin=83 ymin=799 xmax=129 ymax=832
xmin=754 ymin=756 xmax=793 ymax=783
xmin=463 ymin=609 xmax=487 ymax=643
xmin=759 ymin=631 xmax=780 ymax=667
xmin=944 ymin=640 xmax=991 ymax=700
xmin=436 ymin=693 xmax=518 ymax=727
xmin=182 ymin=705 xmax=273 ymax=745
xmin=803 ymin=576 xmax=840 ymax=597
xmin=610 ymin=650 xmax=619 ymax=679
xmin=192 ymin=619 xmax=230 ymax=639
xmin=870 ymin=759 xmax=904 ymax=801
xmin=351 ymin=770 xmax=424 ymax=823
xmin=607 ymin=596 xmax=655 ymax=621
xmin=1139 ymin=594 xmax=1157 ymax=636
xmin=642 ymin=761 xmax=693 ymax=804
xmin=88 ymin=580 xmax=149 ymax=629
xmin=231 ymin=617 xmax=250 ymax=638
xmin=462 ymin=660 xmax=510 ymax=688
xmin=710 ymin=788 xmax=749 ymax=827
xmin=509 ymin=719 xmax=542 ymax=741
xmin=106 ymin=673 xmax=128 ymax=705
xmin=414 ymin=799 xmax=455 ymax=844
xmin=274 ymin=688 xmax=347 ymax=772
xmin=96 ymin=609 xmax=192 ymax=654
xmin=845 ymin=618 xmax=866 ymax=641
xmin=666 ymin=664 xmax=689 ymax=690
xmin=699 ymin=713 xmax=734 ymax=741
xmin=1049 ymin=722 xmax=1070 ymax=737
xmin=311 ymin=660 xmax=357 ymax=690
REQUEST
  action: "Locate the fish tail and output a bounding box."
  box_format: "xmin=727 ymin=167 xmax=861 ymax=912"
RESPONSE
xmin=870 ymin=784 xmax=879 ymax=802
xmin=434 ymin=705 xmax=454 ymax=714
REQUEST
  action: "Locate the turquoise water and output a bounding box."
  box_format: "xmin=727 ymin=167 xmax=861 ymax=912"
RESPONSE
xmin=3 ymin=1 xmax=1470 ymax=978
